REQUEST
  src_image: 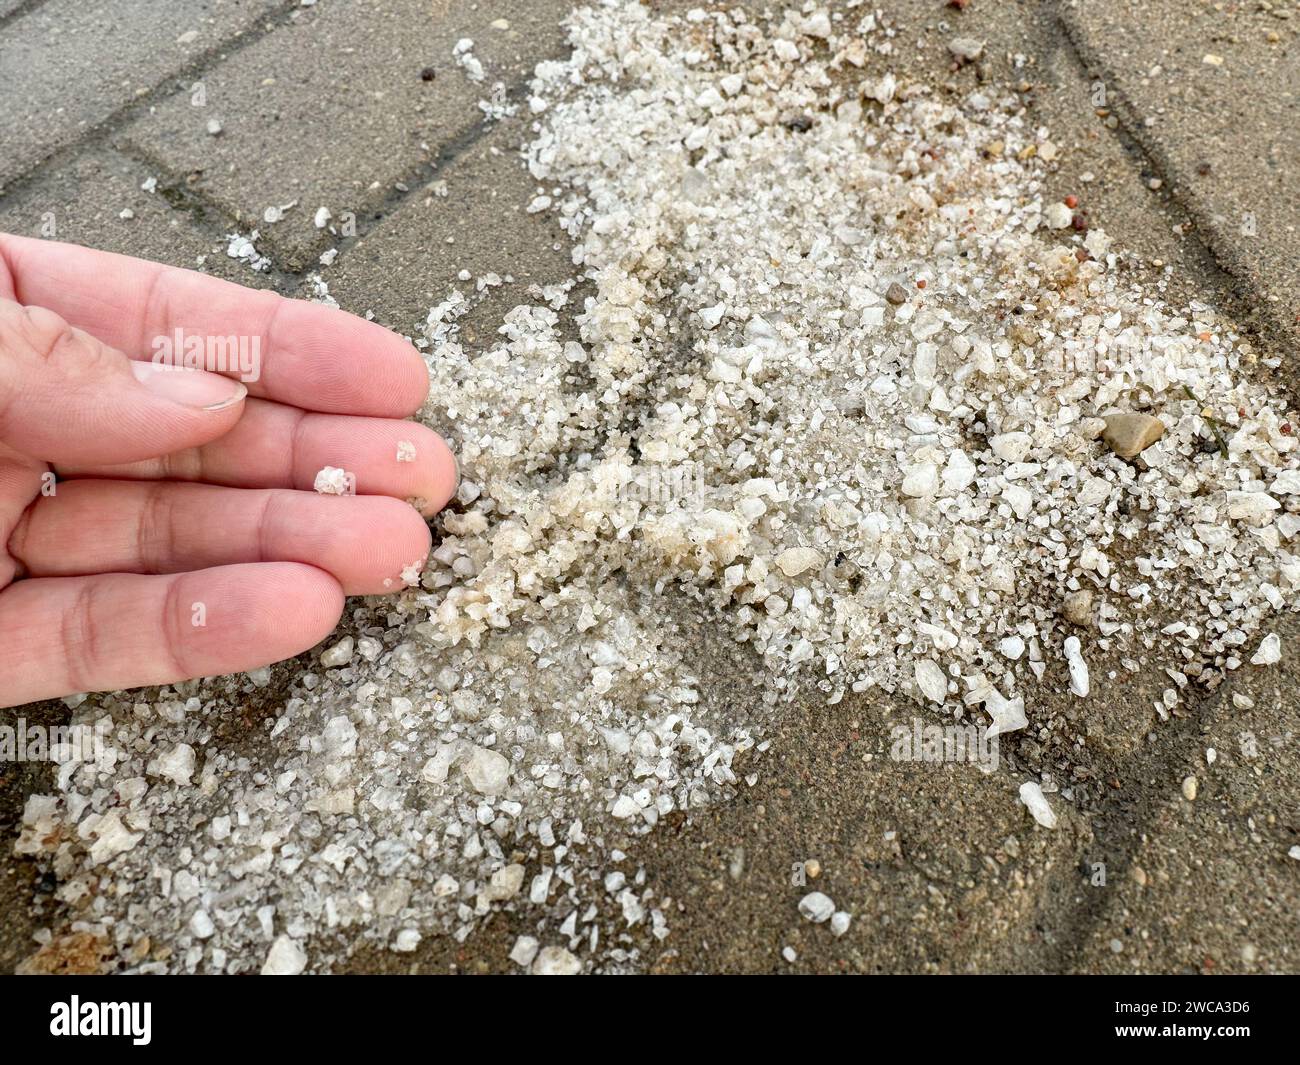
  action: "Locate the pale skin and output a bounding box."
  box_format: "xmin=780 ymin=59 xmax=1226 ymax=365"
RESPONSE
xmin=0 ymin=234 xmax=457 ymax=709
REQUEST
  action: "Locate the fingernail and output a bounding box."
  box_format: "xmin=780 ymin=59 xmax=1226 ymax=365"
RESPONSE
xmin=131 ymin=361 xmax=248 ymax=411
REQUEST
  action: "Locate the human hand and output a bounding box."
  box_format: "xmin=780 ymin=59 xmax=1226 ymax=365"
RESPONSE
xmin=0 ymin=234 xmax=455 ymax=708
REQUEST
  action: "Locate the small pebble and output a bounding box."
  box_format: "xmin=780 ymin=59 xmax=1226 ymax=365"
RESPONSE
xmin=1101 ymin=413 xmax=1165 ymax=459
xmin=948 ymin=37 xmax=984 ymax=61
xmin=884 ymin=281 xmax=909 ymax=305
xmin=1062 ymin=589 xmax=1094 ymax=627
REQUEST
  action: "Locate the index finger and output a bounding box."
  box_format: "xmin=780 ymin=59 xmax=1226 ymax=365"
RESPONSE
xmin=0 ymin=233 xmax=429 ymax=417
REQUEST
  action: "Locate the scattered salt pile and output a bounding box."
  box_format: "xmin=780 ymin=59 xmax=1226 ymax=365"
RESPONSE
xmin=16 ymin=2 xmax=1298 ymax=974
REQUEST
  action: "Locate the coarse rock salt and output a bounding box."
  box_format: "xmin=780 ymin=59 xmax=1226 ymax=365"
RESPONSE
xmin=1250 ymin=633 xmax=1282 ymax=666
xmin=1043 ymin=202 xmax=1073 ymax=229
xmin=532 ymin=945 xmax=582 ymax=975
xmin=313 ymin=466 xmax=352 ymax=495
xmin=914 ymin=659 xmax=948 ymax=705
xmin=321 ymin=637 xmax=354 ymax=668
xmin=1018 ymin=781 xmax=1057 ymax=829
xmin=462 ymin=746 xmax=510 ymax=795
xmin=1063 ymin=637 xmax=1090 ymax=697
xmin=775 ymin=547 xmax=823 ymax=577
xmin=510 ymin=935 xmax=540 ymax=967
xmin=798 ymin=891 xmax=835 ymax=923
xmin=261 ymin=935 xmax=307 ymax=976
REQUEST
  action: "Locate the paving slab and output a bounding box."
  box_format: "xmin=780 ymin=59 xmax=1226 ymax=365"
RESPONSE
xmin=0 ymin=0 xmax=285 ymax=190
xmin=317 ymin=120 xmax=575 ymax=337
xmin=0 ymin=145 xmax=289 ymax=291
xmin=1058 ymin=0 xmax=1300 ymax=383
xmin=1067 ymin=623 xmax=1300 ymax=974
xmin=119 ymin=0 xmax=571 ymax=271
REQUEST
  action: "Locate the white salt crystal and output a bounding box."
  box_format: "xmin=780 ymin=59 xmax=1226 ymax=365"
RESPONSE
xmin=150 ymin=744 xmax=196 ymax=786
xmin=1063 ymin=636 xmax=1090 ymax=697
xmin=532 ymin=946 xmax=582 ymax=975
xmin=914 ymin=659 xmax=948 ymax=704
xmin=1250 ymin=633 xmax=1281 ymax=666
xmin=313 ymin=466 xmax=352 ymax=495
xmin=1226 ymin=491 xmax=1279 ymax=523
xmin=463 ymin=746 xmax=510 ymax=794
xmin=320 ymin=637 xmax=353 ymax=668
xmin=1043 ymin=202 xmax=1073 ymax=229
xmin=798 ymin=891 xmax=834 ymax=923
xmin=902 ymin=462 xmax=938 ymax=497
xmin=776 ymin=547 xmax=823 ymax=577
xmin=998 ymin=636 xmax=1025 ymax=661
xmin=989 ymin=432 xmax=1031 ymax=463
xmin=510 ymin=936 xmax=540 ymax=967
xmin=189 ymin=910 xmax=215 ymax=939
xmin=261 ymin=935 xmax=307 ymax=975
xmin=1018 ymin=781 xmax=1057 ymax=828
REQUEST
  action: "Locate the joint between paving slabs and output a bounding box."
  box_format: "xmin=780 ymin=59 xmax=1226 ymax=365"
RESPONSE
xmin=0 ymin=0 xmax=50 ymax=34
xmin=1049 ymin=2 xmax=1294 ymax=363
xmin=0 ymin=0 xmax=306 ymax=198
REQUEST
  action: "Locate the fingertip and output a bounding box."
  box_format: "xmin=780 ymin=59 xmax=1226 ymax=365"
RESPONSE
xmin=267 ymin=562 xmax=347 ymax=647
xmin=202 ymin=562 xmax=345 ymax=664
xmin=416 ymin=431 xmax=459 ymax=516
xmin=274 ymin=301 xmax=430 ymax=417
xmin=347 ymin=316 xmax=430 ymax=416
xmin=340 ymin=495 xmax=432 ymax=595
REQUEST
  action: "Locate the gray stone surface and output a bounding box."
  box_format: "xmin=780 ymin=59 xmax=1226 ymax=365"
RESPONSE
xmin=1059 ymin=0 xmax=1300 ymax=381
xmin=0 ymin=146 xmax=289 ymax=291
xmin=0 ymin=0 xmax=1296 ymax=975
xmin=0 ymin=0 xmax=283 ymax=189
xmin=0 ymin=0 xmax=33 ymax=22
xmin=320 ymin=122 xmax=575 ymax=336
xmin=119 ymin=0 xmax=570 ymax=270
xmin=1067 ymin=642 xmax=1300 ymax=975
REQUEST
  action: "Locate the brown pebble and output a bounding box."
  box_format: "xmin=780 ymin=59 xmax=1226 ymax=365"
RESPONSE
xmin=1101 ymin=412 xmax=1165 ymax=459
xmin=885 ymin=282 xmax=909 ymax=305
xmin=1062 ymin=589 xmax=1094 ymax=627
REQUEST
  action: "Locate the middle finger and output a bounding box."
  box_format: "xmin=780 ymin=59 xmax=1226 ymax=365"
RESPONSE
xmin=8 ymin=480 xmax=433 ymax=595
xmin=54 ymin=397 xmax=458 ymax=517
